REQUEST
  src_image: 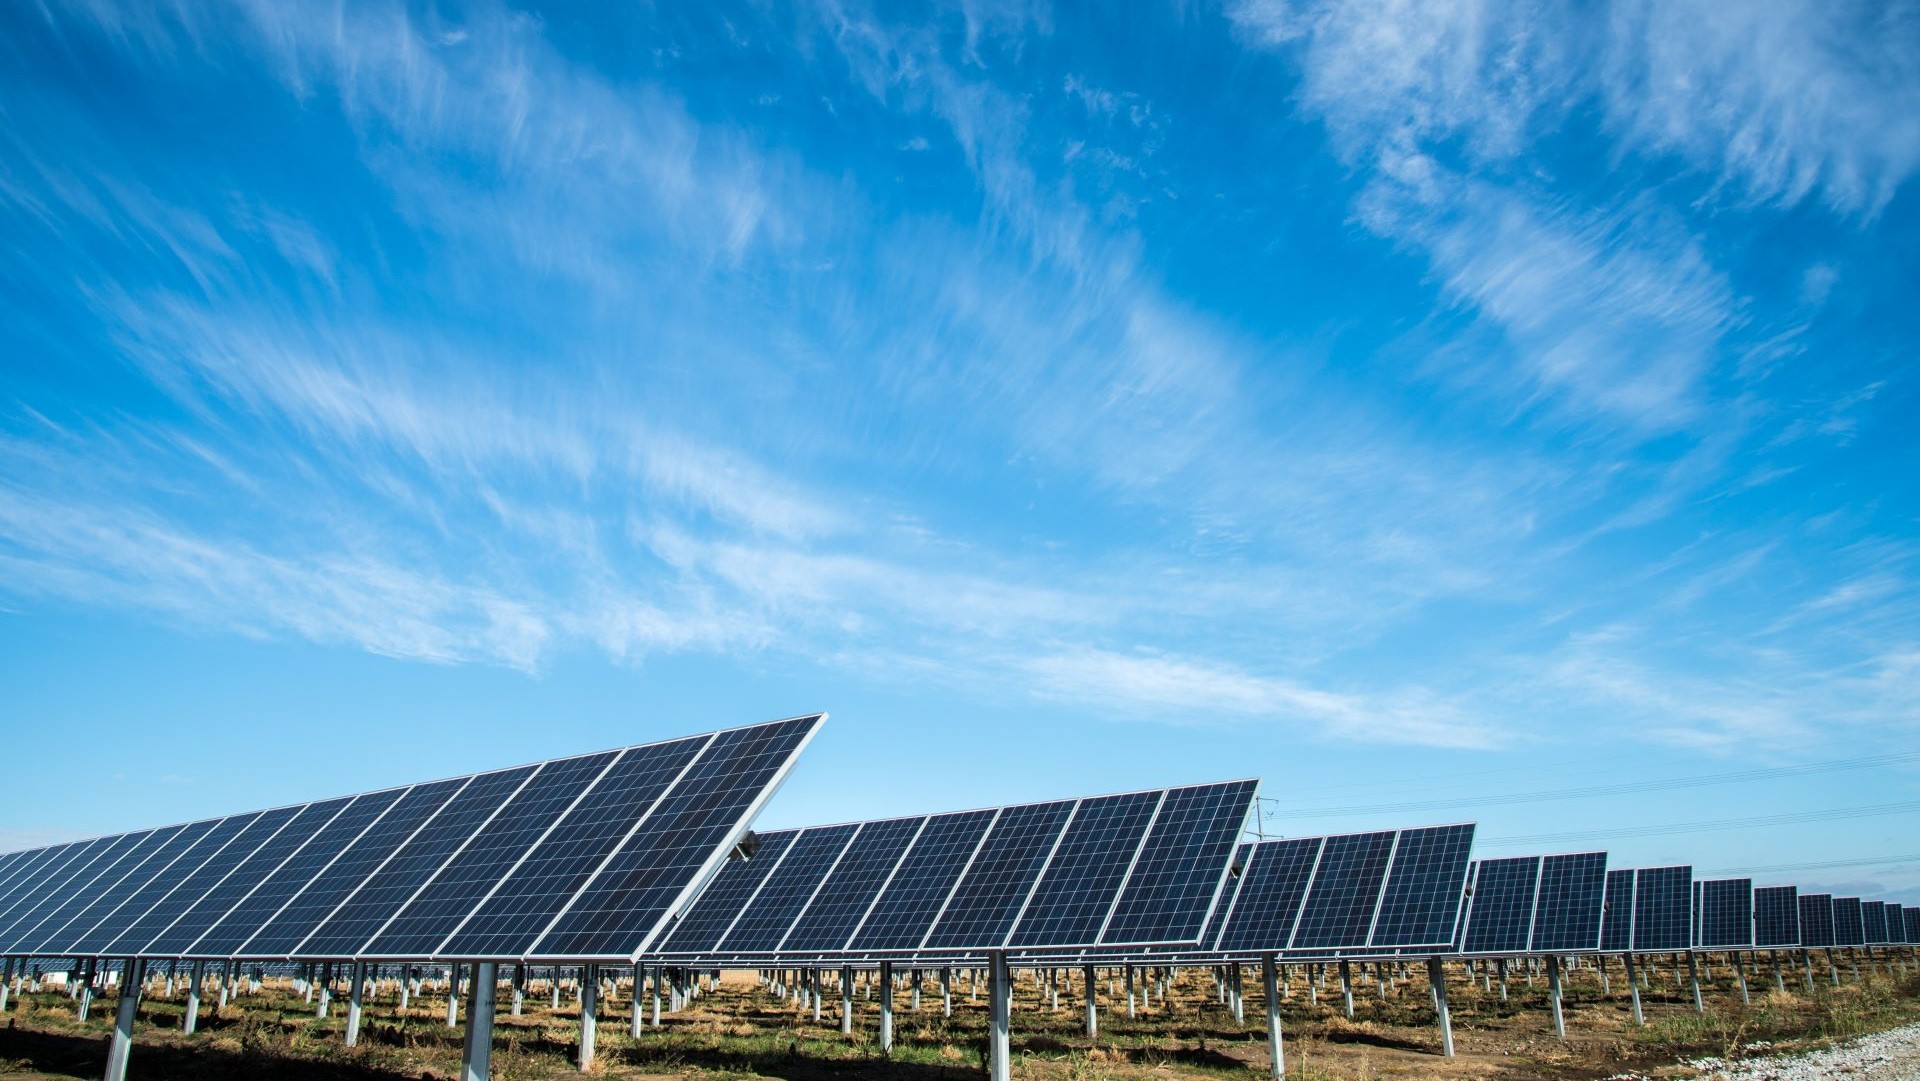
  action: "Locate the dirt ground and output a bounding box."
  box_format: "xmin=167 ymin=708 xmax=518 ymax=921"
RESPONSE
xmin=3 ymin=954 xmax=1918 ymax=1080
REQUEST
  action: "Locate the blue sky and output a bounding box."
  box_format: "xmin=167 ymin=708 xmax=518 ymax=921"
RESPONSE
xmin=2 ymin=1 xmax=1917 ymax=901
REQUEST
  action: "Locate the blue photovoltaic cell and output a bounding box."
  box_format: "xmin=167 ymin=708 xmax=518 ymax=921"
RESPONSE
xmin=1753 ymin=886 xmax=1799 ymax=948
xmin=1798 ymin=894 xmax=1835 ymax=948
xmin=657 ymin=830 xmax=798 ymax=954
xmin=1696 ymin=878 xmax=1752 ymax=949
xmin=299 ymin=767 xmax=537 ymax=957
xmin=848 ymin=810 xmax=996 ymax=952
xmin=1371 ymin=824 xmax=1476 ymax=948
xmin=1631 ymin=866 xmax=1692 ymax=952
xmin=72 ymin=814 xmax=268 ymax=956
xmin=1200 ymin=844 xmax=1251 ymax=951
xmin=0 ymin=843 xmax=99 ymax=935
xmin=240 ymin=779 xmax=467 ymax=956
xmin=1290 ymin=831 xmax=1396 ymax=950
xmin=362 ymin=752 xmax=617 ymax=957
xmin=1532 ymin=852 xmax=1607 ymax=953
xmin=1832 ymin=897 xmax=1865 ymax=947
xmin=39 ymin=820 xmax=223 ymax=955
xmin=1008 ymin=791 xmax=1161 ymax=948
xmin=1463 ymin=857 xmax=1537 ymax=955
xmin=1906 ymin=908 xmax=1920 ymax=945
xmin=1600 ymin=869 xmax=1634 ymax=952
xmin=530 ymin=715 xmax=819 ymax=959
xmin=105 ymin=807 xmax=304 ymax=955
xmin=147 ymin=799 xmax=353 ymax=957
xmin=203 ymin=788 xmax=408 ymax=957
xmin=923 ymin=802 xmax=1075 ymax=950
xmin=782 ymin=817 xmax=922 ymax=953
xmin=1100 ymin=781 xmax=1257 ymax=946
xmin=0 ymin=835 xmax=150 ymax=953
xmin=717 ymin=824 xmax=859 ymax=954
xmin=1862 ymin=901 xmax=1890 ymax=945
xmin=1216 ymin=838 xmax=1321 ymax=953
xmin=440 ymin=736 xmax=708 ymax=958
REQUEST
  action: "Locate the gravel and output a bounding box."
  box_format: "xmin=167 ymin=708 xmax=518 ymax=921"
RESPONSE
xmin=1609 ymin=1021 xmax=1920 ymax=1080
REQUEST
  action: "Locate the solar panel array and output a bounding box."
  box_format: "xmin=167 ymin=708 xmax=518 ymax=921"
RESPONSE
xmin=1695 ymin=878 xmax=1753 ymax=949
xmin=1832 ymin=897 xmax=1866 ymax=948
xmin=0 ymin=716 xmax=822 ymax=963
xmin=1799 ymin=894 xmax=1835 ymax=948
xmin=1458 ymin=852 xmax=1606 ymax=955
xmin=1753 ymin=886 xmax=1799 ymax=948
xmin=1202 ymin=824 xmax=1476 ymax=957
xmin=1629 ymin=866 xmax=1693 ymax=952
xmin=656 ymin=781 xmax=1257 ymax=957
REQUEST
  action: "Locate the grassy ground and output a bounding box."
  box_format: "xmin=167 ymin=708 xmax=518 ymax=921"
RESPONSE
xmin=3 ymin=954 xmax=1918 ymax=1080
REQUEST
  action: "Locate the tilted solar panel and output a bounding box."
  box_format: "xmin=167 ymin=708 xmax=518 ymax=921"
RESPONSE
xmin=0 ymin=714 xmax=822 ymax=964
xmin=1214 ymin=837 xmax=1319 ymax=954
xmin=659 ymin=779 xmax=1256 ymax=957
xmin=1798 ymin=894 xmax=1835 ymax=948
xmin=1906 ymin=908 xmax=1920 ymax=945
xmin=1630 ymin=866 xmax=1692 ymax=952
xmin=1831 ymin=897 xmax=1865 ymax=947
xmin=1696 ymin=878 xmax=1753 ymax=949
xmin=1753 ymin=886 xmax=1799 ymax=948
xmin=1290 ymin=831 xmax=1396 ymax=951
xmin=1862 ymin=901 xmax=1891 ymax=946
xmin=1199 ymin=844 xmax=1251 ymax=951
xmin=1462 ymin=856 xmax=1537 ymax=955
xmin=655 ymin=830 xmax=798 ymax=955
xmin=719 ymin=825 xmax=860 ymax=954
xmin=1531 ymin=852 xmax=1607 ymax=953
xmin=1600 ymin=868 xmax=1634 ymax=952
xmin=1370 ymin=824 xmax=1476 ymax=949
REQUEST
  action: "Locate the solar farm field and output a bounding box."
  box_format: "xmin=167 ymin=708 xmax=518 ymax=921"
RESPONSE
xmin=3 ymin=958 xmax=1919 ymax=1080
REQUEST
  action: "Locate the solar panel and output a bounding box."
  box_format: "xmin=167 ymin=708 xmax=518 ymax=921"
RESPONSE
xmin=1199 ymin=844 xmax=1251 ymax=950
xmin=1600 ymin=868 xmax=1633 ymax=952
xmin=1798 ymin=894 xmax=1835 ymax=948
xmin=847 ymin=810 xmax=996 ymax=951
xmin=781 ymin=817 xmax=923 ymax=953
xmin=923 ymin=801 xmax=1076 ymax=950
xmin=718 ymin=825 xmax=860 ymax=954
xmin=1291 ymin=831 xmax=1396 ymax=950
xmin=528 ymin=716 xmax=822 ymax=959
xmin=659 ymin=779 xmax=1255 ymax=957
xmin=0 ymin=714 xmax=822 ymax=963
xmin=1461 ymin=856 xmax=1537 ymax=954
xmin=1753 ymin=886 xmax=1799 ymax=948
xmin=1906 ymin=908 xmax=1920 ymax=946
xmin=1008 ymin=791 xmax=1162 ymax=948
xmin=1831 ymin=897 xmax=1865 ymax=947
xmin=1214 ymin=838 xmax=1319 ymax=954
xmin=1862 ymin=901 xmax=1891 ymax=946
xmin=1370 ymin=824 xmax=1477 ymax=949
xmin=1531 ymin=852 xmax=1607 ymax=953
xmin=1630 ymin=866 xmax=1691 ymax=952
xmin=1694 ymin=878 xmax=1752 ymax=949
xmin=1098 ymin=781 xmax=1259 ymax=945
xmin=655 ymin=830 xmax=799 ymax=954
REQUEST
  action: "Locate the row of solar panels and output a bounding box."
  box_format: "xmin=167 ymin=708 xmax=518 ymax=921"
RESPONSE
xmin=0 ymin=718 xmax=823 ymax=963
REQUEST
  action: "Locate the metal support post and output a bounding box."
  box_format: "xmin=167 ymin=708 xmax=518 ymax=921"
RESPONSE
xmin=1125 ymin=964 xmax=1135 ymax=1017
xmin=1262 ymin=954 xmax=1284 ymax=1081
xmin=1547 ymin=955 xmax=1565 ymax=1038
xmin=1733 ymin=953 xmax=1749 ymax=1005
xmin=652 ymin=966 xmax=663 ymax=1026
xmin=813 ymin=970 xmax=824 ymax=1023
xmin=345 ymin=961 xmax=366 ymax=1046
xmin=879 ymin=962 xmax=895 ymax=1054
xmin=631 ymin=964 xmax=644 ymax=1038
xmin=78 ymin=959 xmax=95 ymax=1021
xmin=183 ymin=960 xmax=204 ymax=1036
xmin=460 ymin=962 xmax=497 ymax=1081
xmin=1498 ymin=958 xmax=1508 ymax=1002
xmin=1624 ymin=953 xmax=1644 ymax=1024
xmin=1687 ymin=952 xmax=1704 ymax=1014
xmin=103 ymin=959 xmax=144 ymax=1081
xmin=1084 ymin=964 xmax=1097 ymax=1037
xmin=1427 ymin=957 xmax=1454 ymax=1058
xmin=578 ymin=963 xmax=598 ymax=1071
xmin=1339 ymin=959 xmax=1353 ymax=1019
xmin=989 ymin=951 xmax=1012 ymax=1081
xmin=447 ymin=965 xmax=461 ymax=1027
xmin=841 ymin=965 xmax=855 ymax=1035
xmin=943 ymin=966 xmax=953 ymax=1017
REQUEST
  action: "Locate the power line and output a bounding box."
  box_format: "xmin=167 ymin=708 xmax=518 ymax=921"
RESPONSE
xmin=1481 ymin=799 xmax=1920 ymax=847
xmin=1262 ymin=750 xmax=1920 ymax=818
xmin=1704 ymin=856 xmax=1920 ymax=879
